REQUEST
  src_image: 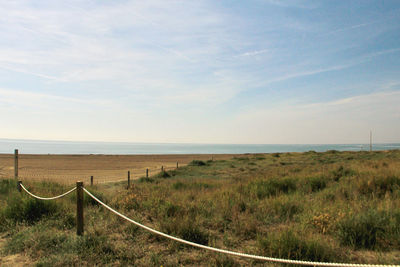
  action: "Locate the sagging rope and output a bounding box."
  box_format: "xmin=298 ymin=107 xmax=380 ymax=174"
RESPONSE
xmin=82 ymin=187 xmax=398 ymax=267
xmin=20 ymin=183 xmax=76 ymax=200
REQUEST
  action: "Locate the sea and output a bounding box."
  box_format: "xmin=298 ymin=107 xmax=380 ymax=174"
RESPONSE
xmin=0 ymin=139 xmax=399 ymax=155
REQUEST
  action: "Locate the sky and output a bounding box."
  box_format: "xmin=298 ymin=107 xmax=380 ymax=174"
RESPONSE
xmin=0 ymin=0 xmax=399 ymax=144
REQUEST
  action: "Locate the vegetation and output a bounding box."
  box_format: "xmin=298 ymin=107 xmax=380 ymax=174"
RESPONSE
xmin=1 ymin=150 xmax=400 ymax=266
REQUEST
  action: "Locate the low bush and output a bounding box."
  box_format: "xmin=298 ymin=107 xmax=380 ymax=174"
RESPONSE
xmin=258 ymin=230 xmax=338 ymax=261
xmin=358 ymin=175 xmax=400 ymax=198
xmin=155 ymin=171 xmax=171 ymax=178
xmin=336 ymin=209 xmax=389 ymax=250
xmin=189 ymin=160 xmax=207 ymax=166
xmin=272 ymin=199 xmax=303 ymax=221
xmin=4 ymin=195 xmax=59 ymax=224
xmin=248 ymin=177 xmax=296 ymax=199
xmin=305 ymin=176 xmax=327 ymax=192
xmin=331 ymin=166 xmax=355 ymax=181
xmin=138 ymin=177 xmax=155 ymax=183
xmin=0 ymin=179 xmax=17 ymax=195
xmin=83 ymin=188 xmax=106 ymax=207
xmin=160 ymin=217 xmax=208 ymax=245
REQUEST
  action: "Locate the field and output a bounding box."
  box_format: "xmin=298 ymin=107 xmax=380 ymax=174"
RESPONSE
xmin=0 ymin=154 xmax=233 ymax=184
xmin=1 ymin=150 xmax=400 ymax=266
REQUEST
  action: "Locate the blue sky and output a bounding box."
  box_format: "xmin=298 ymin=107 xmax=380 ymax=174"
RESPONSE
xmin=0 ymin=0 xmax=399 ymax=144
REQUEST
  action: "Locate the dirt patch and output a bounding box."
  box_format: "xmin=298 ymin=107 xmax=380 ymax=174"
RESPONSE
xmin=0 ymin=236 xmax=32 ymax=267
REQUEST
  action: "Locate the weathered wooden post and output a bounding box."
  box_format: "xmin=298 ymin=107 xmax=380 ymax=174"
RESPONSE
xmin=17 ymin=180 xmax=22 ymax=192
xmin=127 ymin=171 xmax=130 ymax=189
xmin=90 ymin=176 xmax=93 ymax=186
xmin=14 ymin=149 xmax=18 ymax=180
xmin=76 ymin=181 xmax=84 ymax=236
xmin=146 ymin=168 xmax=149 ymax=178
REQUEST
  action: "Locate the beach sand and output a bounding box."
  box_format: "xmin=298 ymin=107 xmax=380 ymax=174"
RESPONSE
xmin=0 ymin=153 xmax=238 ymax=185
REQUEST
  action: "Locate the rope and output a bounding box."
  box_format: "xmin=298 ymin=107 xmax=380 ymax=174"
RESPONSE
xmin=20 ymin=183 xmax=76 ymax=200
xmin=82 ymin=187 xmax=398 ymax=267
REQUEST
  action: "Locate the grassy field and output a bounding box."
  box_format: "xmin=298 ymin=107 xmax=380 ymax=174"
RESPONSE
xmin=1 ymin=150 xmax=400 ymax=266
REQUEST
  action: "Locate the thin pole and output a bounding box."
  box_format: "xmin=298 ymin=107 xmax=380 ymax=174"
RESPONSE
xmin=90 ymin=176 xmax=93 ymax=186
xmin=370 ymin=130 xmax=372 ymax=152
xmin=127 ymin=171 xmax=130 ymax=189
xmin=146 ymin=168 xmax=149 ymax=178
xmin=161 ymin=166 xmax=164 ymax=172
xmin=76 ymin=181 xmax=84 ymax=236
xmin=14 ymin=149 xmax=18 ymax=180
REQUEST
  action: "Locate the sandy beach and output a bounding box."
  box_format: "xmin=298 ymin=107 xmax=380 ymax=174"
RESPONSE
xmin=0 ymin=153 xmax=238 ymax=184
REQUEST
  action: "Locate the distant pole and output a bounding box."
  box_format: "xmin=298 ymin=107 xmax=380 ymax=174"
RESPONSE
xmin=161 ymin=166 xmax=164 ymax=172
xmin=14 ymin=149 xmax=18 ymax=180
xmin=127 ymin=171 xmax=131 ymax=189
xmin=76 ymin=181 xmax=84 ymax=236
xmin=90 ymin=176 xmax=93 ymax=186
xmin=146 ymin=168 xmax=149 ymax=178
xmin=370 ymin=130 xmax=372 ymax=152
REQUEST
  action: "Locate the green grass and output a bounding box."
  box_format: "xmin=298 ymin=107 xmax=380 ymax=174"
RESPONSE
xmin=1 ymin=150 xmax=400 ymax=266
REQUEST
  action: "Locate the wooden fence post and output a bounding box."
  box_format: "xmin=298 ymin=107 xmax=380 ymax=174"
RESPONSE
xmin=127 ymin=171 xmax=130 ymax=189
xmin=14 ymin=149 xmax=18 ymax=180
xmin=146 ymin=168 xmax=149 ymax=178
xmin=76 ymin=181 xmax=84 ymax=236
xmin=90 ymin=176 xmax=93 ymax=186
xmin=17 ymin=180 xmax=22 ymax=192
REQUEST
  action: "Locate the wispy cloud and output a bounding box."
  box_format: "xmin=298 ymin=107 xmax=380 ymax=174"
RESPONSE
xmin=0 ymin=0 xmax=399 ymax=143
xmin=239 ymin=49 xmax=269 ymax=57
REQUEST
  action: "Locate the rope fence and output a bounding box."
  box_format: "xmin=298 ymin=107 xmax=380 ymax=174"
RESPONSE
xmin=15 ymin=181 xmax=399 ymax=267
xmin=19 ymin=182 xmax=76 ymax=200
xmin=7 ymin=149 xmax=184 ymax=185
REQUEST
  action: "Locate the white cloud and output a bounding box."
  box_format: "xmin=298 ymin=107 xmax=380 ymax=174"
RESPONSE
xmin=226 ymin=91 xmax=400 ymax=144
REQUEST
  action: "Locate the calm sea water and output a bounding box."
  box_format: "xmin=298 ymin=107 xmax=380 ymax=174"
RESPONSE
xmin=0 ymin=139 xmax=399 ymax=155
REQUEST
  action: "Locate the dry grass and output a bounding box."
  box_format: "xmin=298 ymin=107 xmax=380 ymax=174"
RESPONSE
xmin=1 ymin=150 xmax=400 ymax=266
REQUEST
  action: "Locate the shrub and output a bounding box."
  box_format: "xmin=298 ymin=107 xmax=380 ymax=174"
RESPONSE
xmin=249 ymin=177 xmax=296 ymax=199
xmin=138 ymin=177 xmax=155 ymax=183
xmin=358 ymin=175 xmax=400 ymax=198
xmin=306 ymin=176 xmax=327 ymax=192
xmin=83 ymin=188 xmax=106 ymax=207
xmin=160 ymin=201 xmax=182 ymax=218
xmin=4 ymin=195 xmax=59 ymax=224
xmin=272 ymin=200 xmax=303 ymax=221
xmin=189 ymin=160 xmax=207 ymax=166
xmin=77 ymin=233 xmax=115 ymax=257
xmin=180 ymin=223 xmax=209 ymax=245
xmin=173 ymin=181 xmax=187 ymax=190
xmin=258 ymin=230 xmax=337 ymax=261
xmin=331 ymin=166 xmax=355 ymax=181
xmin=327 ymin=150 xmax=339 ymax=154
xmin=0 ymin=179 xmax=17 ymax=195
xmin=336 ymin=210 xmax=389 ymax=249
xmin=155 ymin=171 xmax=171 ymax=178
xmin=160 ymin=218 xmax=208 ymax=245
